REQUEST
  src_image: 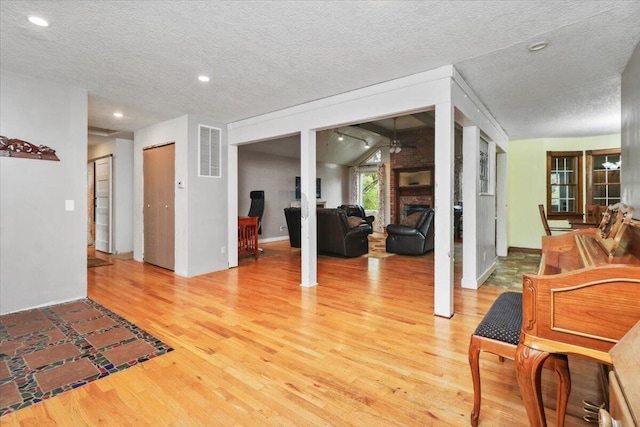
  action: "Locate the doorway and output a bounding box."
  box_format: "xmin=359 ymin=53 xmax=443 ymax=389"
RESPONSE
xmin=143 ymin=143 xmax=175 ymax=270
xmin=87 ymin=156 xmax=113 ymax=253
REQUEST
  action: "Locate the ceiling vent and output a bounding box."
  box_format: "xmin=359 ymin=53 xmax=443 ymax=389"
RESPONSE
xmin=199 ymin=125 xmax=221 ymax=178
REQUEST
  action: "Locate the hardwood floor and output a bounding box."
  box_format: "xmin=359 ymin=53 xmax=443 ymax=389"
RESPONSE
xmin=2 ymin=241 xmax=597 ymax=426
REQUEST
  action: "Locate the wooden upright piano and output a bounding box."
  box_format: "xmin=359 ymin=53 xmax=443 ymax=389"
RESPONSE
xmin=515 ymin=203 xmax=640 ymax=426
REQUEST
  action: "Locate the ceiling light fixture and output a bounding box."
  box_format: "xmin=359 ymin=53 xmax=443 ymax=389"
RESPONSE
xmin=113 ymin=112 xmax=123 ymax=118
xmin=28 ymin=16 xmax=49 ymax=27
xmin=198 ymin=75 xmax=210 ymax=82
xmin=528 ymin=41 xmax=548 ymax=52
xmin=389 ymin=118 xmax=402 ymax=154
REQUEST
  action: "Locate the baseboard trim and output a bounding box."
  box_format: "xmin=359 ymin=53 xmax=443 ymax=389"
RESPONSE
xmin=508 ymin=246 xmax=542 ymax=255
xmin=259 ymin=236 xmax=289 ymax=244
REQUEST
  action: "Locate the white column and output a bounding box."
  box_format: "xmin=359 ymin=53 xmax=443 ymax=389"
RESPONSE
xmin=227 ymin=143 xmax=239 ymax=268
xmin=434 ymin=102 xmax=454 ymax=318
xmin=462 ymin=125 xmax=479 ymax=289
xmin=300 ymin=129 xmax=318 ymax=287
xmin=495 ymin=151 xmax=508 ymax=257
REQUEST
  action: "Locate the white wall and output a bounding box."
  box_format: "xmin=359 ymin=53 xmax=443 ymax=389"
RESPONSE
xmin=133 ymin=115 xmax=188 ymax=273
xmin=622 ymin=41 xmax=640 ymax=218
xmin=0 ymin=70 xmax=87 ymax=314
xmin=88 ymin=138 xmax=134 ymax=254
xmin=133 ymin=115 xmax=228 ymax=277
xmin=186 ymin=115 xmax=228 ymax=276
xmin=238 ymin=149 xmax=349 ymax=241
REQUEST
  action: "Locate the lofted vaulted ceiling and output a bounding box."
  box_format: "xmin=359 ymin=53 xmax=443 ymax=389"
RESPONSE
xmin=1 ymin=1 xmax=639 ymax=146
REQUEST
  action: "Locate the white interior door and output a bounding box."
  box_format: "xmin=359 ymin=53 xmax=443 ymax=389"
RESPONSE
xmin=95 ymin=156 xmax=112 ymax=253
xmin=87 ymin=161 xmax=95 ymax=245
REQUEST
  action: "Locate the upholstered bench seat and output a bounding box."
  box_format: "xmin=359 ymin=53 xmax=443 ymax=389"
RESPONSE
xmin=472 ymin=291 xmax=522 ymax=345
xmin=468 ymin=292 xmax=570 ymax=427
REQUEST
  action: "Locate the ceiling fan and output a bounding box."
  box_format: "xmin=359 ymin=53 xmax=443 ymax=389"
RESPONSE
xmin=384 ymin=118 xmax=417 ymax=153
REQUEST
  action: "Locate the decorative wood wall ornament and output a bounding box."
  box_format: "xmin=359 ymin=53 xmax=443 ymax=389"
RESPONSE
xmin=0 ymin=135 xmax=60 ymax=161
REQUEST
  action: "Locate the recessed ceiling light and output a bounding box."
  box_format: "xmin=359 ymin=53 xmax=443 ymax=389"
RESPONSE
xmin=198 ymin=75 xmax=210 ymax=82
xmin=113 ymin=112 xmax=123 ymax=118
xmin=528 ymin=41 xmax=548 ymax=52
xmin=28 ymin=16 xmax=49 ymax=27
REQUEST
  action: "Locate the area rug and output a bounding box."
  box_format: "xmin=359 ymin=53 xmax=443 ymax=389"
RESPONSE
xmin=364 ymin=252 xmax=396 ymax=259
xmin=0 ymin=299 xmax=173 ymax=416
xmin=87 ymin=257 xmax=112 ymax=268
xmin=366 ymin=232 xmax=395 ymax=258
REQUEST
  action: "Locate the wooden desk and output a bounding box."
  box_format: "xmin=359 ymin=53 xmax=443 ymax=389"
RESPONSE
xmin=238 ymin=216 xmax=259 ymax=259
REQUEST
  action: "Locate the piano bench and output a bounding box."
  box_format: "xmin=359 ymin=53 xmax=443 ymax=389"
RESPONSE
xmin=468 ymin=292 xmax=570 ymax=427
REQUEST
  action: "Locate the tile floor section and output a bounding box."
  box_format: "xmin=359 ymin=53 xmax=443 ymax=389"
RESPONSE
xmin=0 ymin=299 xmax=173 ymax=416
xmin=483 ymin=251 xmax=542 ymax=290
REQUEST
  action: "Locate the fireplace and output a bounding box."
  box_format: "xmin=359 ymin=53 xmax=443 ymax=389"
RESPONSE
xmin=393 ymin=167 xmax=434 ymax=223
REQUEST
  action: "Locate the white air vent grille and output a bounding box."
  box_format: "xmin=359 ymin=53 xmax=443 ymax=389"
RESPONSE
xmin=199 ymin=125 xmax=221 ymax=178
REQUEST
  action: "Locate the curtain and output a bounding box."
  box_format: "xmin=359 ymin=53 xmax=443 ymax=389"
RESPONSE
xmin=350 ymin=166 xmax=360 ymax=204
xmin=376 ymin=163 xmax=386 ymax=233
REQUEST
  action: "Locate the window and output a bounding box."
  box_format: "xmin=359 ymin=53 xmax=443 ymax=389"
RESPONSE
xmin=359 ymin=169 xmax=379 ymax=211
xmin=546 ymin=151 xmax=583 ymax=219
xmin=362 ymin=149 xmax=382 ymax=165
xmin=479 ymin=138 xmax=489 ymax=194
xmin=586 ymin=149 xmax=621 ymax=207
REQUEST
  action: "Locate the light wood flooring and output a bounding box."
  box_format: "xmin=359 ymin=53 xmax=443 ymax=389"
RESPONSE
xmin=1 ymin=241 xmax=601 ymax=426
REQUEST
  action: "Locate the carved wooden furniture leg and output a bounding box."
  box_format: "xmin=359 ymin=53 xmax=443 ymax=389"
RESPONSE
xmin=468 ymin=338 xmax=481 ymax=427
xmin=516 ymin=343 xmax=551 ymax=427
xmin=542 ymin=354 xmax=570 ymax=427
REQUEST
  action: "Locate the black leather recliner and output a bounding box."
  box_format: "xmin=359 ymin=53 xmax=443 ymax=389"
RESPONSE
xmin=283 ymin=208 xmax=372 ymax=257
xmin=385 ymin=208 xmax=435 ymax=255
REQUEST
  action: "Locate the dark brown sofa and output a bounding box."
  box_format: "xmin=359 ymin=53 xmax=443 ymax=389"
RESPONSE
xmin=284 ymin=207 xmax=372 ymax=257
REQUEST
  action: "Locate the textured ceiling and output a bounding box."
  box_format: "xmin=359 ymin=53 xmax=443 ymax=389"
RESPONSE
xmin=1 ymin=1 xmax=639 ymax=143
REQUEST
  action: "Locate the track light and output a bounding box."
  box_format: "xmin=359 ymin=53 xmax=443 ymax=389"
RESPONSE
xmin=334 ymin=130 xmax=369 ymax=148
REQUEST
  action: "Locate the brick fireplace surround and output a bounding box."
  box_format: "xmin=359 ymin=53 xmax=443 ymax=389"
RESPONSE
xmin=389 ymin=127 xmax=435 ymax=224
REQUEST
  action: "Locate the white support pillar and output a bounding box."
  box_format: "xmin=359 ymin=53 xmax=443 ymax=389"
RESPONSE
xmin=496 ymin=151 xmax=508 ymax=257
xmin=434 ymin=102 xmax=454 ymax=318
xmin=300 ymin=129 xmax=318 ymax=287
xmin=228 ymin=143 xmax=239 ymax=268
xmin=461 ymin=125 xmax=479 ymax=289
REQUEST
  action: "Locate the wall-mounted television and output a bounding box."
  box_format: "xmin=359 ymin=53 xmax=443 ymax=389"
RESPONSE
xmin=295 ymin=176 xmax=321 ymax=199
